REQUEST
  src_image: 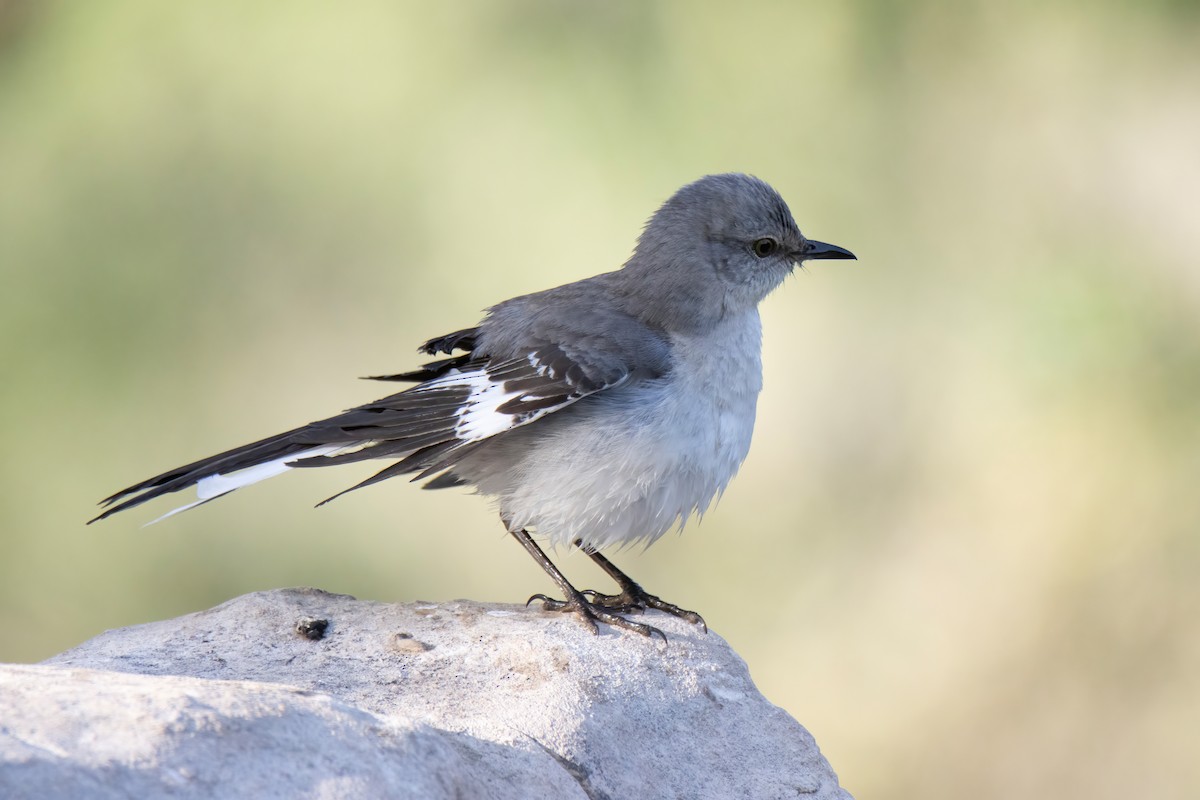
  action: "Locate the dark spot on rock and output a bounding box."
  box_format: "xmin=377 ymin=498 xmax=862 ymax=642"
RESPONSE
xmin=295 ymin=617 xmax=329 ymax=641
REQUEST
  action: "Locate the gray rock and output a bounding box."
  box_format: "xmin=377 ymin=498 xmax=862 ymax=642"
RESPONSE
xmin=2 ymin=588 xmax=850 ymax=799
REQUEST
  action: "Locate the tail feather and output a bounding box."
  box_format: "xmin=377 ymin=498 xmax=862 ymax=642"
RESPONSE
xmin=89 ymin=428 xmax=351 ymax=524
xmin=91 ymin=328 xmax=499 ymax=525
xmin=144 ymin=491 xmax=232 ymax=526
xmin=91 ymin=379 xmax=479 ymax=524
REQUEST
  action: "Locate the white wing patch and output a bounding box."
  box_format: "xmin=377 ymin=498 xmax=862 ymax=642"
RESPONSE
xmin=414 ymin=364 xmax=563 ymax=443
xmin=449 ymin=371 xmax=524 ymax=441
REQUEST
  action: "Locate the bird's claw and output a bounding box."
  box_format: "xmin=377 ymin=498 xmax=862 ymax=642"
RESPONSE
xmin=526 ymin=592 xmax=667 ymax=642
xmin=580 ymin=587 xmax=707 ymax=633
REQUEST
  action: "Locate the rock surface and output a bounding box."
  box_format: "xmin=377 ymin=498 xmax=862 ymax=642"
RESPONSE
xmin=1 ymin=588 xmax=850 ymax=799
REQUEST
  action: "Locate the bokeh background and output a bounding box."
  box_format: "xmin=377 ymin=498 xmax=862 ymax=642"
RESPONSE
xmin=2 ymin=1 xmax=1198 ymax=797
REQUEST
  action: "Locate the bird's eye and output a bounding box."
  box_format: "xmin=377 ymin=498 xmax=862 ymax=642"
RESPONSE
xmin=751 ymin=238 xmax=778 ymax=258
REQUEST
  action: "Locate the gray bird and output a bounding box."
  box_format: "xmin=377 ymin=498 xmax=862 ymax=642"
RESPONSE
xmin=91 ymin=173 xmax=855 ymax=639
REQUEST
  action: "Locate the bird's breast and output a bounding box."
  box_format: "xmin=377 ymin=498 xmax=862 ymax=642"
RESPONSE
xmin=490 ymin=310 xmax=765 ymax=551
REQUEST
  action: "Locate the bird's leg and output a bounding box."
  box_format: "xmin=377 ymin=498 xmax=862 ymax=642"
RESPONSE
xmin=576 ymin=542 xmax=707 ymax=632
xmin=505 ymin=525 xmax=666 ymax=641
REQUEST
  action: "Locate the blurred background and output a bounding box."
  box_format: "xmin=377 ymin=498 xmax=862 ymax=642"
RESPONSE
xmin=2 ymin=1 xmax=1198 ymax=797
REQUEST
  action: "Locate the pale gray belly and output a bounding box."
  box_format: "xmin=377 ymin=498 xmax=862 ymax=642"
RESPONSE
xmin=462 ymin=372 xmax=759 ymax=550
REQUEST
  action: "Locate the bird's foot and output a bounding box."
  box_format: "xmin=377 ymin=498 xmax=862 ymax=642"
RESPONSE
xmin=527 ymin=591 xmax=667 ymax=642
xmin=581 ymin=586 xmax=707 ymax=633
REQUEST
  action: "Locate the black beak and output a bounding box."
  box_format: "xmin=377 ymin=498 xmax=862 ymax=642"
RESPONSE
xmin=799 ymin=239 xmax=856 ymax=261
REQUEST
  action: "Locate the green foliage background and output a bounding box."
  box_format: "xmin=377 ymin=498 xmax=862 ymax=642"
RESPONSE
xmin=2 ymin=2 xmax=1198 ymax=797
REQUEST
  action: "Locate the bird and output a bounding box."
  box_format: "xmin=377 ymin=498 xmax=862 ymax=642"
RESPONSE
xmin=91 ymin=173 xmax=856 ymax=639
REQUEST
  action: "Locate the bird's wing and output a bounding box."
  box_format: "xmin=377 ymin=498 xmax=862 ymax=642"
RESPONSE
xmin=300 ymin=333 xmax=641 ymax=485
xmin=91 ymin=308 xmax=665 ymax=522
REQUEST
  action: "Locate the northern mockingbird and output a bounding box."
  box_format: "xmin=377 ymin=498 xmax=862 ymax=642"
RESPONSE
xmin=92 ymin=173 xmax=855 ymax=639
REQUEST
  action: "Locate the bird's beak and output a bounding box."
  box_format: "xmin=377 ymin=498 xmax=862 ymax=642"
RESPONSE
xmin=799 ymin=239 xmax=856 ymax=261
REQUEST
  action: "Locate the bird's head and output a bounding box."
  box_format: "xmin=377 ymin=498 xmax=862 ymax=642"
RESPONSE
xmin=625 ymin=173 xmax=855 ymax=329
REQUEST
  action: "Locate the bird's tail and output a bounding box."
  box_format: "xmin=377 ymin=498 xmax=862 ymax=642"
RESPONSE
xmin=90 ymin=387 xmax=476 ymax=524
xmin=88 ymin=425 xmax=368 ymax=525
xmin=92 ymin=331 xmax=489 ymax=525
